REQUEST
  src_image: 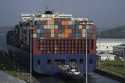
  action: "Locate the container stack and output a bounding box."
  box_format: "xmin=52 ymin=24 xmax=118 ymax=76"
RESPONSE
xmin=18 ymin=12 xmax=96 ymax=55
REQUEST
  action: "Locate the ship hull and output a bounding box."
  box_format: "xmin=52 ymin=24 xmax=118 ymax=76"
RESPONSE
xmin=33 ymin=54 xmax=96 ymax=75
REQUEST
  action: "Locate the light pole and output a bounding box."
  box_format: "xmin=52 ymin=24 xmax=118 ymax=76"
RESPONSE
xmin=30 ymin=29 xmax=32 ymax=83
xmin=85 ymin=23 xmax=88 ymax=83
xmin=82 ymin=19 xmax=89 ymax=83
xmin=84 ymin=19 xmax=94 ymax=83
xmin=123 ymin=48 xmax=125 ymax=68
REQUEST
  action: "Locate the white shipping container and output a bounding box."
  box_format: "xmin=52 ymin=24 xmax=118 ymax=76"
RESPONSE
xmin=41 ymin=17 xmax=51 ymax=20
xmin=51 ymin=29 xmax=54 ymax=33
xmin=58 ymin=34 xmax=64 ymax=38
xmin=51 ymin=33 xmax=55 ymax=37
xmin=51 ymin=29 xmax=54 ymax=37
xmin=82 ymin=29 xmax=86 ymax=37
xmin=37 ymin=29 xmax=41 ymax=33
xmin=40 ymin=37 xmax=44 ymax=39
xmin=82 ymin=29 xmax=86 ymax=33
xmin=68 ymin=21 xmax=72 ymax=25
xmin=83 ymin=18 xmax=89 ymax=21
xmin=86 ymin=25 xmax=90 ymax=29
xmin=55 ymin=25 xmax=58 ymax=29
xmin=79 ymin=25 xmax=82 ymax=29
xmin=50 ymin=25 xmax=54 ymax=29
xmin=33 ymin=33 xmax=37 ymax=38
xmin=48 ymin=25 xmax=51 ymax=29
xmin=82 ymin=33 xmax=86 ymax=37
xmin=44 ymin=25 xmax=54 ymax=29
xmin=44 ymin=25 xmax=49 ymax=29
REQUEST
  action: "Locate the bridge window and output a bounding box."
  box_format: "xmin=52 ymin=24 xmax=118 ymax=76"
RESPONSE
xmin=54 ymin=59 xmax=65 ymax=64
xmin=107 ymin=46 xmax=108 ymax=48
xmin=47 ymin=59 xmax=52 ymax=64
xmin=37 ymin=59 xmax=40 ymax=65
xmin=89 ymin=59 xmax=93 ymax=64
xmin=80 ymin=59 xmax=84 ymax=64
xmin=70 ymin=59 xmax=76 ymax=62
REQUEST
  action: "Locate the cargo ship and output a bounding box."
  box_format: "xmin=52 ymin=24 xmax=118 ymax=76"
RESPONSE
xmin=7 ymin=10 xmax=96 ymax=75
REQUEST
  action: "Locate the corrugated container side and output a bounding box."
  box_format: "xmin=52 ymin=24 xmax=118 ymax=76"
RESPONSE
xmin=31 ymin=15 xmax=96 ymax=54
xmin=32 ymin=38 xmax=41 ymax=55
xmin=39 ymin=39 xmax=90 ymax=54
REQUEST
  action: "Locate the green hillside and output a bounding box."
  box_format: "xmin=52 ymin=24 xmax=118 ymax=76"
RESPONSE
xmin=97 ymin=25 xmax=125 ymax=38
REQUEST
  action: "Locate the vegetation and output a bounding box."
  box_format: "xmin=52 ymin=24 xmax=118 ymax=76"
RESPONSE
xmin=0 ymin=51 xmax=17 ymax=77
xmin=0 ymin=50 xmax=29 ymax=82
xmin=97 ymin=25 xmax=125 ymax=38
xmin=97 ymin=59 xmax=125 ymax=77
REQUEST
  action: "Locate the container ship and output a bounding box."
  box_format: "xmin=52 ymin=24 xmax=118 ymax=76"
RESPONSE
xmin=6 ymin=10 xmax=96 ymax=75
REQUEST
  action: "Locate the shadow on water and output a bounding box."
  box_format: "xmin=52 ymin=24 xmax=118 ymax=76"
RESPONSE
xmin=0 ymin=50 xmax=30 ymax=77
xmin=34 ymin=73 xmax=87 ymax=83
xmin=0 ymin=50 xmax=17 ymax=74
xmin=38 ymin=76 xmax=86 ymax=83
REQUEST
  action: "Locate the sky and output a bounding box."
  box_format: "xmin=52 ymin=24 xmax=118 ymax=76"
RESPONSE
xmin=0 ymin=0 xmax=125 ymax=28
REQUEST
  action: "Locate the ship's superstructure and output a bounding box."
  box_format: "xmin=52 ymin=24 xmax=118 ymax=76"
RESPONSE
xmin=7 ymin=10 xmax=96 ymax=75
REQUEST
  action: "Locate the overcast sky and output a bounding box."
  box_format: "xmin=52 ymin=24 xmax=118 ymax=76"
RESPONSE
xmin=0 ymin=0 xmax=125 ymax=28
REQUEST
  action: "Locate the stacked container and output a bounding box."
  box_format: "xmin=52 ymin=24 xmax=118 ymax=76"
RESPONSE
xmin=22 ymin=13 xmax=97 ymax=55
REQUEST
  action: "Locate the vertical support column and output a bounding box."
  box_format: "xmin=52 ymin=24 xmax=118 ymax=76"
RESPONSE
xmin=92 ymin=24 xmax=96 ymax=54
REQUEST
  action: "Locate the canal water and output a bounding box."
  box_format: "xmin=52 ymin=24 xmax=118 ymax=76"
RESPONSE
xmin=37 ymin=76 xmax=85 ymax=83
xmin=37 ymin=73 xmax=120 ymax=83
xmin=90 ymin=73 xmax=120 ymax=83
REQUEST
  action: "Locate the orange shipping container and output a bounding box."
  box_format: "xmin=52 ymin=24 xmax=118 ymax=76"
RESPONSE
xmin=64 ymin=33 xmax=69 ymax=38
xmin=64 ymin=28 xmax=72 ymax=33
xmin=61 ymin=21 xmax=71 ymax=25
xmin=64 ymin=28 xmax=72 ymax=38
